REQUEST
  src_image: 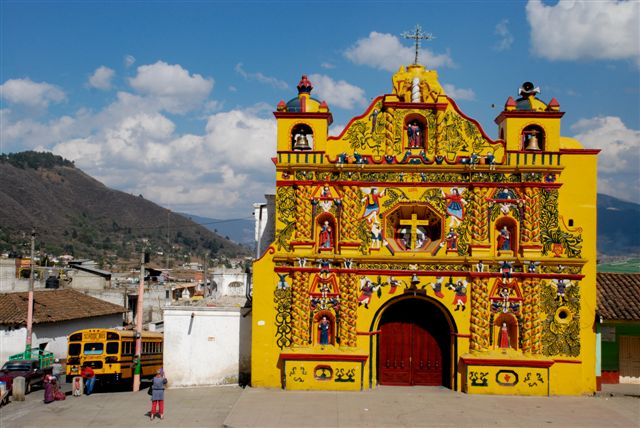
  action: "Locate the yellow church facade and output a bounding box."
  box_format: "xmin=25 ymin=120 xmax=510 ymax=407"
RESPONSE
xmin=251 ymin=63 xmax=598 ymax=396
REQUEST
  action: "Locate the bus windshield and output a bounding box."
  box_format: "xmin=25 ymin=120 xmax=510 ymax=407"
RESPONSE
xmin=83 ymin=342 xmax=104 ymax=355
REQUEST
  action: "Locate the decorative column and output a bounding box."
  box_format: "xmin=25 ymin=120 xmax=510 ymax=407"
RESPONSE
xmin=339 ymin=273 xmax=359 ymax=348
xmin=339 ymin=186 xmax=361 ymax=241
xmin=384 ymin=107 xmax=396 ymax=155
xmin=294 ymin=186 xmax=313 ymax=240
xmin=522 ymin=279 xmax=542 ymax=354
xmin=469 ymin=187 xmax=492 ymax=257
xmin=522 ymin=187 xmax=542 ymax=257
xmin=531 ymin=279 xmax=543 ymax=355
xmin=291 ymin=271 xmax=310 ymax=346
xmin=469 ymin=279 xmax=490 ymax=352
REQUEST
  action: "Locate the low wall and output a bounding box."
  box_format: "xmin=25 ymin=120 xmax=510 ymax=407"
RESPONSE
xmin=163 ymin=306 xmax=251 ymax=387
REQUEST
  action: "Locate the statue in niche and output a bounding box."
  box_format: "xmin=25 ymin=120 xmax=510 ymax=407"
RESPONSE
xmin=407 ymin=121 xmax=423 ymax=148
xmin=499 ymin=322 xmax=510 ymax=349
xmin=319 ymin=221 xmax=333 ymax=249
xmin=318 ymin=316 xmax=330 ymax=345
xmin=497 ymin=225 xmax=511 ymax=251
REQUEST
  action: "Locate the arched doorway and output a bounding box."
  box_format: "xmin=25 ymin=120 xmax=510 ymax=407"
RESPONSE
xmin=377 ymin=297 xmax=453 ymax=387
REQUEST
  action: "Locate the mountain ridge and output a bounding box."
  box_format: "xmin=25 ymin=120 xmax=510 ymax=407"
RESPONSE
xmin=0 ymin=152 xmax=250 ymax=266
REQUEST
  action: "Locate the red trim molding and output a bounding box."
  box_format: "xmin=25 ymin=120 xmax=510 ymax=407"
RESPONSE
xmin=357 ymin=330 xmax=381 ymax=336
xmin=494 ymin=111 xmax=565 ymax=124
xmin=273 ymin=112 xmax=333 ymax=123
xmin=280 ymin=353 xmax=369 ymax=362
xmin=461 ymin=356 xmax=554 ymax=368
xmin=382 ymin=101 xmax=448 ymax=111
xmin=559 ymin=148 xmax=601 ymax=155
xmin=553 ymin=359 xmax=581 ymax=364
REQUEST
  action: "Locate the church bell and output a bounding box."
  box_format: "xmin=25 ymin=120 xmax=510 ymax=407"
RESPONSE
xmin=525 ymin=134 xmax=541 ymax=151
xmin=293 ymin=134 xmax=311 ymax=150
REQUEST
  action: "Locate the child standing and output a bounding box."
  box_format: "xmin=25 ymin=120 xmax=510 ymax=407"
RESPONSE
xmin=150 ymin=369 xmax=167 ymax=420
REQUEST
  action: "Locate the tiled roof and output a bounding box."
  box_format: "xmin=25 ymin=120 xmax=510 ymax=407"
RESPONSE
xmin=0 ymin=289 xmax=125 ymax=325
xmin=597 ymin=272 xmax=640 ymax=321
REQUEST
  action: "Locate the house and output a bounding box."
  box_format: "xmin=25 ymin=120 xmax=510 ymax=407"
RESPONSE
xmin=596 ymin=272 xmax=640 ymax=386
xmin=67 ymin=260 xmax=112 ymax=290
xmin=0 ymin=289 xmax=126 ymax=362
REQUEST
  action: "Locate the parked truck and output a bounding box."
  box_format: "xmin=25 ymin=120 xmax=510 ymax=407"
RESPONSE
xmin=0 ymin=350 xmax=54 ymax=397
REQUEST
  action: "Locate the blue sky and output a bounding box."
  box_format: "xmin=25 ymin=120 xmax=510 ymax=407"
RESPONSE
xmin=1 ymin=0 xmax=639 ymax=219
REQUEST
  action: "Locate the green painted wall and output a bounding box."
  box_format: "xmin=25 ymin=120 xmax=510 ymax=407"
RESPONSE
xmin=600 ymin=322 xmax=640 ymax=371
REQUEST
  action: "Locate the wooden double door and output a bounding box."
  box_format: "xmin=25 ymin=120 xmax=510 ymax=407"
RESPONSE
xmin=378 ymin=299 xmax=449 ymax=386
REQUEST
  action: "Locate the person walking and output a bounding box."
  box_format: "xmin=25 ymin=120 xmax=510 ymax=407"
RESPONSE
xmin=150 ymin=369 xmax=167 ymax=420
xmin=81 ymin=364 xmax=96 ymax=395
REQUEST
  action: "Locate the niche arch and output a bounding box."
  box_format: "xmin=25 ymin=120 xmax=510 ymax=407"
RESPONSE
xmin=495 ymin=217 xmax=518 ymax=256
xmin=404 ymin=114 xmax=427 ymax=150
xmin=291 ymin=123 xmax=314 ymax=151
xmin=521 ymin=124 xmax=545 ymax=151
xmin=313 ymin=310 xmax=336 ymax=346
xmin=494 ymin=313 xmax=519 ymax=350
xmin=316 ymin=212 xmax=336 ymax=252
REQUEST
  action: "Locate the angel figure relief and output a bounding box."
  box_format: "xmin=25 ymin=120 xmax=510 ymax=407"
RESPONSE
xmin=442 ymin=187 xmax=467 ymax=228
xmin=361 ymin=187 xmax=385 ymax=225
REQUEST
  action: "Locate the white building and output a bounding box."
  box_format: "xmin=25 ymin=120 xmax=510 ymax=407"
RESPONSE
xmin=163 ymin=305 xmax=251 ymax=387
xmin=253 ymin=195 xmax=275 ymax=258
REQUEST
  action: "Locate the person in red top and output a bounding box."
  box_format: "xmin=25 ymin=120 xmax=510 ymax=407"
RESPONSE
xmin=81 ymin=364 xmax=95 ymax=395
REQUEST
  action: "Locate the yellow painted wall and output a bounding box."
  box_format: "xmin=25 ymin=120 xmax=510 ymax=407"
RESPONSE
xmin=251 ymin=65 xmax=598 ymax=395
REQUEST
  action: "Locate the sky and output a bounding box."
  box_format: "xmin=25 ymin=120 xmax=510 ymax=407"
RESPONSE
xmin=1 ymin=0 xmax=639 ymax=221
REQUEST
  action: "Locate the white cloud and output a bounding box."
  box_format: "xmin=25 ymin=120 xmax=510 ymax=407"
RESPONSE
xmin=88 ymin=66 xmax=115 ymax=90
xmin=527 ymin=0 xmax=640 ymax=63
xmin=0 ymin=78 xmax=65 ymax=108
xmin=308 ymin=74 xmax=367 ymax=110
xmin=571 ymin=116 xmax=640 ymax=203
xmin=234 ymin=63 xmax=289 ymax=90
xmin=442 ymin=84 xmax=476 ymax=101
xmin=494 ymin=19 xmax=514 ymax=51
xmin=45 ymin=105 xmax=277 ymax=218
xmin=321 ymin=62 xmax=335 ymax=70
xmin=344 ymin=31 xmax=454 ymax=72
xmin=203 ymin=108 xmax=276 ymax=171
xmin=129 ymin=61 xmax=214 ymax=114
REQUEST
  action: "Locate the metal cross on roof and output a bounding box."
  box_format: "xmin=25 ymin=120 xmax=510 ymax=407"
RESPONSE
xmin=401 ymin=24 xmax=434 ymax=65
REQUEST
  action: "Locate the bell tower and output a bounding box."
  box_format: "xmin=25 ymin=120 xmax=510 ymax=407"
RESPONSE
xmin=494 ymin=81 xmax=564 ymax=153
xmin=274 ymin=75 xmax=333 ymax=155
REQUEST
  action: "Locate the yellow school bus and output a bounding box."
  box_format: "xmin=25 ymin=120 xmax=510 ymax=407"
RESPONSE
xmin=66 ymin=329 xmax=163 ymax=384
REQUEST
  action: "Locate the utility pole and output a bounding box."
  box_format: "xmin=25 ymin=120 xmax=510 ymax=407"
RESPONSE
xmin=133 ymin=249 xmax=145 ymax=391
xmin=166 ymin=210 xmax=170 ymax=270
xmin=25 ymin=229 xmax=35 ymax=356
xmin=203 ymin=253 xmax=208 ymax=297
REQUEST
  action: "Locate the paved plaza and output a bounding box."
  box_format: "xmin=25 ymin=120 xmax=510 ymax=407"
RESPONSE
xmin=0 ymin=383 xmax=638 ymax=428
